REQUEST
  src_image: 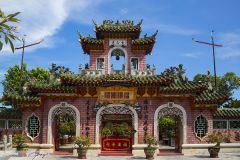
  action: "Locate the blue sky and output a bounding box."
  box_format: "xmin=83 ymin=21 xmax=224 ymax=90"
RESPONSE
xmin=0 ymin=0 xmax=239 ymax=99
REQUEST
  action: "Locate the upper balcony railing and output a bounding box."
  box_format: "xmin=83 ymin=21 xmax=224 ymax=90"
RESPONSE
xmin=110 ymin=70 xmax=125 ymax=74
xmin=78 ymin=64 xmax=156 ymax=76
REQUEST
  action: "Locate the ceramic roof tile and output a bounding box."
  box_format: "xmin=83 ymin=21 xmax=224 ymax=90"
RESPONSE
xmin=213 ymin=109 xmax=240 ymax=119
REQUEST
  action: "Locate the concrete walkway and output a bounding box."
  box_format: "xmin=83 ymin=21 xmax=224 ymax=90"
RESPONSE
xmin=1 ymin=152 xmax=240 ymax=160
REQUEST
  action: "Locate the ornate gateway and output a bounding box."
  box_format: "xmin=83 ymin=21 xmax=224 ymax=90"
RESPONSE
xmin=158 ymin=105 xmax=184 ymax=123
xmin=51 ymin=102 xmax=76 ymax=120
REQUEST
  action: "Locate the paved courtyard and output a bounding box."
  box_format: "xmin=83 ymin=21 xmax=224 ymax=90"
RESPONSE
xmin=1 ymin=151 xmax=240 ymax=160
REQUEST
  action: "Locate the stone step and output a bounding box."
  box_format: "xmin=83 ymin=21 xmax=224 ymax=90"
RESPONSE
xmin=99 ymin=151 xmax=133 ymax=156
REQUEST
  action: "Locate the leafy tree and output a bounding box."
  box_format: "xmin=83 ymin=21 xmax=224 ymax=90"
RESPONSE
xmin=28 ymin=67 xmax=50 ymax=82
xmin=2 ymin=64 xmax=27 ymax=95
xmin=227 ymin=99 xmax=240 ymax=108
xmin=1 ymin=64 xmax=50 ymax=95
xmin=0 ymin=9 xmax=20 ymax=52
xmin=159 ymin=117 xmax=176 ymax=139
xmin=194 ymin=72 xmax=240 ymax=96
xmin=194 ymin=72 xmax=240 ymax=108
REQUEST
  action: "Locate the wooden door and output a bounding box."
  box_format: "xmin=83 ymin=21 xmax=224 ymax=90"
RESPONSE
xmin=174 ymin=117 xmax=180 ymax=151
xmin=54 ymin=116 xmax=60 ymax=151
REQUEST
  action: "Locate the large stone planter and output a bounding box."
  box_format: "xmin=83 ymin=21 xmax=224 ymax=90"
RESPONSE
xmin=18 ymin=151 xmax=27 ymax=157
xmin=208 ymin=147 xmax=220 ymax=158
xmin=144 ymin=148 xmax=156 ymax=160
xmin=77 ymin=149 xmax=87 ymax=159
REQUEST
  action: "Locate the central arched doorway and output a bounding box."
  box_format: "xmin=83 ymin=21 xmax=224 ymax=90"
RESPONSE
xmin=95 ymin=104 xmax=138 ymax=154
xmin=47 ymin=102 xmax=80 ymax=153
xmin=154 ymin=103 xmax=187 ymax=154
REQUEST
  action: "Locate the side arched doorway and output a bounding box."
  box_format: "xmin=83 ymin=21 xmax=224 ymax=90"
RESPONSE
xmin=154 ymin=103 xmax=187 ymax=153
xmin=47 ymin=102 xmax=80 ymax=152
xmin=95 ymin=104 xmax=138 ymax=153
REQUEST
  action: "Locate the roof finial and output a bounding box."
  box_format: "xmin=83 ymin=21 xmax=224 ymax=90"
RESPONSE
xmin=151 ymin=30 xmax=158 ymax=38
xmin=77 ymin=31 xmax=84 ymax=39
xmin=137 ymin=19 xmax=143 ymax=26
xmin=92 ymin=19 xmax=98 ymax=26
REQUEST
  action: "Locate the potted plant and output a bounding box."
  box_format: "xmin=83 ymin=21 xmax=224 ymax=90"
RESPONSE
xmin=207 ymin=132 xmax=230 ymax=158
xmin=144 ymin=136 xmax=158 ymax=160
xmin=12 ymin=134 xmax=29 ymax=157
xmin=102 ymin=128 xmax=112 ymax=137
xmin=59 ymin=122 xmax=71 ymax=145
xmin=74 ymin=136 xmax=90 ymax=159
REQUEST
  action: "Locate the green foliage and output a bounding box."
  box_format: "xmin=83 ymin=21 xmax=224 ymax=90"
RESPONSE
xmin=59 ymin=122 xmax=71 ymax=135
xmin=145 ymin=136 xmax=158 ymax=149
xmin=194 ymin=72 xmax=240 ymax=96
xmin=0 ymin=9 xmax=20 ymax=53
xmin=59 ymin=115 xmax=76 ymax=136
xmin=102 ymin=122 xmax=135 ymax=136
xmin=194 ymin=72 xmax=240 ymax=108
xmin=207 ymin=132 xmax=231 ymax=147
xmin=228 ymin=99 xmax=240 ymax=108
xmin=159 ymin=117 xmax=175 ymax=128
xmin=28 ymin=67 xmax=50 ymax=82
xmin=102 ymin=128 xmax=112 ymax=136
xmin=2 ymin=64 xmax=27 ymax=95
xmin=74 ymin=136 xmax=90 ymax=151
xmin=159 ymin=117 xmax=176 ymax=138
xmin=1 ymin=64 xmax=50 ymax=97
xmin=12 ymin=134 xmax=29 ymax=151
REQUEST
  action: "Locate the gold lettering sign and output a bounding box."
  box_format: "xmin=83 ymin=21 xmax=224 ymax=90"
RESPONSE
xmin=97 ymin=86 xmax=137 ymax=104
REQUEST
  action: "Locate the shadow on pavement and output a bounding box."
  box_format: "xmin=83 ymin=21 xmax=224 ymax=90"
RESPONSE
xmin=130 ymin=156 xmax=146 ymax=159
xmin=58 ymin=155 xmax=78 ymax=159
xmin=192 ymin=155 xmax=211 ymax=158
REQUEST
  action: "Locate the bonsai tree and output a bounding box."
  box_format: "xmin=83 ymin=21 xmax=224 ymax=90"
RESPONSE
xmin=74 ymin=136 xmax=90 ymax=159
xmin=207 ymin=132 xmax=230 ymax=158
xmin=12 ymin=134 xmax=29 ymax=157
xmin=144 ymin=136 xmax=158 ymax=160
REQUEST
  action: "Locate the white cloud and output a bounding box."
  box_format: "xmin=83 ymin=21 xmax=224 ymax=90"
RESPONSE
xmin=217 ymin=31 xmax=240 ymax=59
xmin=120 ymin=8 xmax=128 ymax=15
xmin=145 ymin=23 xmax=200 ymax=36
xmin=182 ymin=52 xmax=203 ymax=58
xmin=0 ymin=0 xmax=103 ymax=54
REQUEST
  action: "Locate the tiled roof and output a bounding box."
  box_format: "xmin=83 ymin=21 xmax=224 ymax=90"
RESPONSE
xmin=94 ymin=20 xmax=142 ymax=38
xmin=160 ymin=80 xmax=208 ymax=94
xmin=78 ymin=33 xmax=104 ymax=53
xmin=29 ymin=81 xmax=78 ymax=94
xmin=132 ymin=32 xmax=157 ymax=54
xmin=60 ymin=74 xmax=175 ymax=86
xmin=195 ymin=90 xmax=229 ymax=105
xmin=213 ymin=109 xmax=240 ymax=119
xmin=0 ymin=108 xmax=22 ymax=119
xmin=132 ymin=33 xmax=157 ymax=45
xmin=80 ymin=36 xmax=103 ymax=45
xmin=1 ymin=93 xmax=41 ymax=108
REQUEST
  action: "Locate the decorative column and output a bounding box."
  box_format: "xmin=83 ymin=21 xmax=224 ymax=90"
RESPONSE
xmin=3 ymin=135 xmax=7 ymax=151
xmin=143 ymin=99 xmax=148 ymax=143
xmin=8 ymin=134 xmax=12 ymax=149
xmin=86 ymin=100 xmax=90 ymax=136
